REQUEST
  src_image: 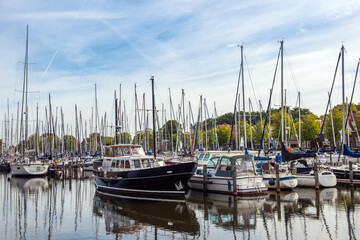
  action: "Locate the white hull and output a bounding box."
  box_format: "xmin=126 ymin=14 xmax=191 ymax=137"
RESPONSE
xmin=263 ymin=174 xmax=298 ymax=189
xmin=11 ymin=163 xmax=48 ymax=176
xmin=297 ymin=171 xmax=337 ymax=187
xmin=189 ymin=174 xmax=267 ymax=195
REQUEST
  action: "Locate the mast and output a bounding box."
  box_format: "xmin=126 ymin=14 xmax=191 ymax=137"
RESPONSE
xmin=36 ymin=103 xmax=39 ymax=157
xmin=119 ymin=84 xmax=122 ymax=144
xmin=94 ymin=84 xmax=98 ymax=154
xmin=280 ymin=40 xmax=284 ymax=144
xmin=134 ymin=84 xmax=138 ymax=144
xmin=298 ymin=92 xmax=301 ymax=148
xmin=143 ymin=93 xmax=146 ymax=151
xmin=285 ymin=89 xmax=287 ymax=146
xmin=49 ymin=94 xmax=52 ymax=159
xmin=249 ymin=98 xmax=253 ymax=150
xmin=150 ymin=76 xmax=156 ymax=158
xmin=341 ymin=45 xmax=346 ymax=146
xmin=241 ymin=45 xmax=247 ymax=149
xmin=182 ymin=89 xmax=186 ymax=152
xmin=19 ymin=25 xmax=29 ymax=157
xmin=169 ymin=88 xmax=174 ymax=154
xmin=114 ymin=90 xmax=118 ymax=144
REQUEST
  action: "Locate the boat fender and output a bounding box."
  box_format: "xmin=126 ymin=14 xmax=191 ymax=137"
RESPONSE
xmin=227 ymin=180 xmax=231 ymax=191
xmin=269 ymin=178 xmax=275 ymax=186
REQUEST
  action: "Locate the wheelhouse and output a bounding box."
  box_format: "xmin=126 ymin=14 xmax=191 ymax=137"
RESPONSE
xmin=102 ymin=144 xmax=160 ymax=172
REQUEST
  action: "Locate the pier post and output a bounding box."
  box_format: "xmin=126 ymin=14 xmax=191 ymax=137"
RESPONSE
xmin=275 ymin=163 xmax=280 ymax=193
xmin=203 ymin=165 xmax=208 ymax=194
xmin=349 ymin=161 xmax=354 ymax=187
xmin=330 ymin=153 xmax=333 ymax=166
xmin=315 ymin=189 xmax=320 ymax=219
xmin=232 ymin=158 xmax=237 ymax=196
xmin=314 ymin=162 xmax=319 ymax=189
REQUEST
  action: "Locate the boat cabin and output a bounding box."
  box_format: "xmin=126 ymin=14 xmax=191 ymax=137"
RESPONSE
xmin=104 ymin=144 xmax=145 ymax=157
xmin=197 ymin=154 xmax=257 ymax=177
xmin=101 ymin=144 xmax=160 ymax=173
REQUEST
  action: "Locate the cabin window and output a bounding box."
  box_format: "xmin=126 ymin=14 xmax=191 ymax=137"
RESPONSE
xmin=120 ymin=160 xmax=125 ymax=168
xmin=235 ymin=157 xmax=254 ymax=172
xmin=220 ymin=157 xmax=231 ymax=166
xmin=111 ymin=161 xmax=116 ymax=168
xmin=198 ymin=154 xmax=204 ymax=160
xmin=204 ymin=154 xmax=210 ymax=161
xmin=131 ymin=147 xmax=139 ymax=155
xmin=208 ymin=157 xmax=219 ymax=168
xmin=114 ymin=147 xmax=122 ymax=156
xmin=142 ymin=159 xmax=151 ymax=168
xmin=133 ymin=160 xmax=141 ymax=168
xmin=123 ymin=146 xmax=131 ymax=155
xmin=125 ymin=160 xmax=130 ymax=168
xmin=104 ymin=147 xmax=114 ymax=157
xmin=116 ymin=160 xmax=120 ymax=168
xmin=137 ymin=147 xmax=145 ymax=155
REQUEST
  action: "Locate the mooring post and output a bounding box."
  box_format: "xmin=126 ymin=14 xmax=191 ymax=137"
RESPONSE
xmin=314 ymin=162 xmax=319 ymax=189
xmin=349 ymin=161 xmax=354 ymax=186
xmin=203 ymin=164 xmax=208 ymax=194
xmin=232 ymin=157 xmax=237 ymax=196
xmin=330 ymin=153 xmax=333 ymax=166
xmin=275 ymin=163 xmax=280 ymax=193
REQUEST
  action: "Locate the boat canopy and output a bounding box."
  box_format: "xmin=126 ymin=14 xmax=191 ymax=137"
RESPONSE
xmin=343 ymin=144 xmax=360 ymax=158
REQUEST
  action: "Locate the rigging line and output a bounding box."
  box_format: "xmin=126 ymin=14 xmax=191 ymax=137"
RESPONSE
xmin=284 ymin=48 xmax=300 ymax=93
xmin=318 ymin=50 xmax=342 ymax=138
xmin=154 ymin=81 xmax=165 ymax=108
xmin=243 ymin=51 xmax=259 ymax=111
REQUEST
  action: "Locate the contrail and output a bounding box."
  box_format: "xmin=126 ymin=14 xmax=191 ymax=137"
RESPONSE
xmin=41 ymin=50 xmax=58 ymax=80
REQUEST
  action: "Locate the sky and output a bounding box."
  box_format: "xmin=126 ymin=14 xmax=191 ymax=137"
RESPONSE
xmin=1 ymin=0 xmax=360 ymax=137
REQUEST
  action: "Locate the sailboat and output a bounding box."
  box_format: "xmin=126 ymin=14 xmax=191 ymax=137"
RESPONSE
xmin=10 ymin=26 xmax=48 ymax=177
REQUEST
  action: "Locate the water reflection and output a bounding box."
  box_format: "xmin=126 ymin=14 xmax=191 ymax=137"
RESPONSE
xmin=93 ymin=191 xmax=200 ymax=235
xmin=187 ymin=190 xmax=266 ymax=231
xmin=10 ymin=176 xmax=49 ymax=194
xmin=1 ymin=172 xmax=360 ymax=240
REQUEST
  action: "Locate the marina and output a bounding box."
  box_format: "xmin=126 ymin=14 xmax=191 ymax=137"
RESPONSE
xmin=2 ymin=1 xmax=360 ymax=239
xmin=1 ymin=171 xmax=360 ymax=239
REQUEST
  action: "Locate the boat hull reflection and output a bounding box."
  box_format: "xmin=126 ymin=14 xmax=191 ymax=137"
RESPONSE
xmin=187 ymin=190 xmax=266 ymax=230
xmin=93 ymin=190 xmax=200 ymax=234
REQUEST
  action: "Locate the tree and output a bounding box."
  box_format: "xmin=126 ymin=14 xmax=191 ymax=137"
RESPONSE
xmin=270 ymin=109 xmax=296 ymax=142
xmin=299 ymin=114 xmax=320 ymax=142
xmin=62 ymin=135 xmax=77 ymax=153
xmin=216 ymin=113 xmax=233 ymax=125
xmin=217 ymin=125 xmax=231 ymax=148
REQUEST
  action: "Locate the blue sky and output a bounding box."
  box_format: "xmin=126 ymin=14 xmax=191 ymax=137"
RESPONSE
xmin=1 ymin=0 xmax=360 ymax=136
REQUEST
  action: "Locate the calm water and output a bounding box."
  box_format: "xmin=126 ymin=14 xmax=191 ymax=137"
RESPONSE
xmin=1 ymin=171 xmax=359 ymax=240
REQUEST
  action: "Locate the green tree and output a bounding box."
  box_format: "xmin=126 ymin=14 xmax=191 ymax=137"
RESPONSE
xmin=217 ymin=125 xmax=231 ymax=148
xmin=216 ymin=113 xmax=233 ymax=125
xmin=299 ymin=114 xmax=320 ymax=142
xmin=62 ymin=135 xmax=77 ymax=153
xmin=270 ymin=109 xmax=295 ymax=142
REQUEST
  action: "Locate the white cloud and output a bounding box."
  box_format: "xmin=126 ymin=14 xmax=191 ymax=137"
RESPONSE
xmin=1 ymin=0 xmax=360 ymax=137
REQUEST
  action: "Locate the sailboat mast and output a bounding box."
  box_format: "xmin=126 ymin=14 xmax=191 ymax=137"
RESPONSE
xmin=241 ymin=45 xmax=247 ymax=149
xmin=150 ymin=76 xmax=156 ymax=158
xmin=114 ymin=91 xmax=118 ymax=144
xmin=341 ymin=45 xmax=346 ymax=146
xmin=280 ymin=40 xmax=284 ymax=144
xmin=298 ymin=92 xmax=301 ymax=148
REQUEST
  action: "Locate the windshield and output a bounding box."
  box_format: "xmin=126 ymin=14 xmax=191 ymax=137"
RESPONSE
xmin=235 ymin=157 xmax=254 ymax=172
xmin=207 ymin=157 xmax=219 ymax=168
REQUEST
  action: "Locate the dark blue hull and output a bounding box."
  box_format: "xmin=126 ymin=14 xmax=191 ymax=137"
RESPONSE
xmin=94 ymin=161 xmax=197 ymax=200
